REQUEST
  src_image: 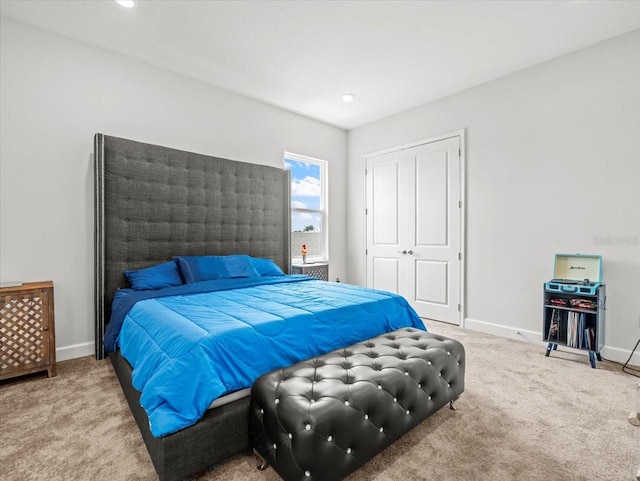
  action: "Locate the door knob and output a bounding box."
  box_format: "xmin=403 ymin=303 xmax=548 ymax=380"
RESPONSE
xmin=398 ymin=250 xmax=407 ymax=254
xmin=407 ymin=250 xmax=414 ymax=255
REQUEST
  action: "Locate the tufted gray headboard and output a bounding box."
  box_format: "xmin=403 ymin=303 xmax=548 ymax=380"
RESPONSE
xmin=94 ymin=134 xmax=291 ymax=359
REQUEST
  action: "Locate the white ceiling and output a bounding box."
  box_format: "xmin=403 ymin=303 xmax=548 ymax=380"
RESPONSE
xmin=2 ymin=0 xmax=640 ymax=130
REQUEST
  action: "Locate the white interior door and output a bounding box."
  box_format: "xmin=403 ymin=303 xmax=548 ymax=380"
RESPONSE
xmin=366 ymin=151 xmax=406 ymax=295
xmin=366 ymin=135 xmax=462 ymax=324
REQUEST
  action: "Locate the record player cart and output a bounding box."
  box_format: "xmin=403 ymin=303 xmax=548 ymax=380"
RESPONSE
xmin=543 ymin=284 xmax=606 ymax=368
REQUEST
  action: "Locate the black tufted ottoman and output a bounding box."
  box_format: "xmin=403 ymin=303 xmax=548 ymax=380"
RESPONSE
xmin=249 ymin=327 xmax=465 ymax=481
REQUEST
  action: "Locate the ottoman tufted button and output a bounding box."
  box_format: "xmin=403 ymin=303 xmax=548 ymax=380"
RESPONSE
xmin=250 ymin=328 xmax=465 ymax=481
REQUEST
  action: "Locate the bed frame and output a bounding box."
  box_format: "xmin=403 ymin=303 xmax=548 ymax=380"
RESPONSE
xmin=94 ymin=134 xmax=291 ymax=481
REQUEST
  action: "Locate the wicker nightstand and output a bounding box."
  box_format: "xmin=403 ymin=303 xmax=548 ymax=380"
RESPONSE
xmin=291 ymin=262 xmax=329 ymax=281
xmin=0 ymin=281 xmax=56 ymax=380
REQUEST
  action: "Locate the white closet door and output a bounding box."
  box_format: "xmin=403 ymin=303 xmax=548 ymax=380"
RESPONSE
xmin=366 ymin=135 xmax=462 ymax=325
xmin=366 ymin=150 xmax=409 ymax=295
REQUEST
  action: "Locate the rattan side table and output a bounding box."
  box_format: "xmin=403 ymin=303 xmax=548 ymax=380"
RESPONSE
xmin=0 ymin=281 xmax=56 ymax=380
xmin=291 ymin=262 xmax=329 ymax=281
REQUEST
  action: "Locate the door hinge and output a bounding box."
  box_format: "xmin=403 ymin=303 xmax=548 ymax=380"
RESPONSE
xmin=365 ymin=169 xmax=368 ymax=176
xmin=365 ymin=249 xmax=368 ymax=255
xmin=458 ymin=148 xmax=461 ymax=157
xmin=458 ymin=200 xmax=462 ymax=209
xmin=458 ymin=252 xmax=462 ymax=261
xmin=365 ymin=208 xmax=368 ymax=215
xmin=457 ymin=303 xmax=461 ymax=312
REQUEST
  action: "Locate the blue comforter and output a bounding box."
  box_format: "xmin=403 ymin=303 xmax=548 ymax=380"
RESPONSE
xmin=105 ymin=276 xmax=424 ymax=437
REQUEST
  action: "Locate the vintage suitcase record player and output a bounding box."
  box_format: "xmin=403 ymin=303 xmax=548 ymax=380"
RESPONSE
xmin=545 ymin=254 xmax=602 ymax=295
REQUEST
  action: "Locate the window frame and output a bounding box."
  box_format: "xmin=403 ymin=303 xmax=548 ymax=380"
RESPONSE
xmin=284 ymin=152 xmax=328 ymax=262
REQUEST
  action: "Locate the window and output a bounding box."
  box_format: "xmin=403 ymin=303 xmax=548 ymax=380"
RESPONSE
xmin=284 ymin=152 xmax=328 ymax=262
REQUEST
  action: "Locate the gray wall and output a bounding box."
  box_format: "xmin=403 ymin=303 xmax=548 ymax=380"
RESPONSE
xmin=2 ymin=14 xmax=638 ymax=365
xmin=347 ymin=29 xmax=640 ymax=364
xmin=0 ymin=17 xmax=347 ymax=360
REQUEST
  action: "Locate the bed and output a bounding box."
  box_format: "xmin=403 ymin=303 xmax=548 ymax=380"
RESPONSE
xmin=93 ymin=134 xmax=425 ymax=480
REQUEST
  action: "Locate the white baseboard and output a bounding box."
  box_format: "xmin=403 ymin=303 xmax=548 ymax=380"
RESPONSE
xmin=56 ymin=341 xmax=94 ymax=362
xmin=465 ymin=318 xmax=639 ymax=366
xmin=465 ymin=318 xmax=542 ymax=344
xmin=605 ymin=345 xmax=640 ymax=368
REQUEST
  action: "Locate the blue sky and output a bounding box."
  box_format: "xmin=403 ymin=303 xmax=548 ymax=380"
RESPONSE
xmin=284 ymin=158 xmax=321 ymax=232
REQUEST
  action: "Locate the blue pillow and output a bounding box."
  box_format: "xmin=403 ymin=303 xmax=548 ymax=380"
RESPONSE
xmin=251 ymin=257 xmax=285 ymax=276
xmin=124 ymin=261 xmax=183 ymax=290
xmin=175 ymin=255 xmax=226 ymax=284
xmin=220 ymin=255 xmax=260 ymax=278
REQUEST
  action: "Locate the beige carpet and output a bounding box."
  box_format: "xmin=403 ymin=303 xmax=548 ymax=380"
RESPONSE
xmin=1 ymin=322 xmax=637 ymax=481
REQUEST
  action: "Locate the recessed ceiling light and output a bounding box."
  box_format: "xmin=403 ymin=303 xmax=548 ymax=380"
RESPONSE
xmin=116 ymin=0 xmax=135 ymax=8
xmin=342 ymin=94 xmax=355 ymax=103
